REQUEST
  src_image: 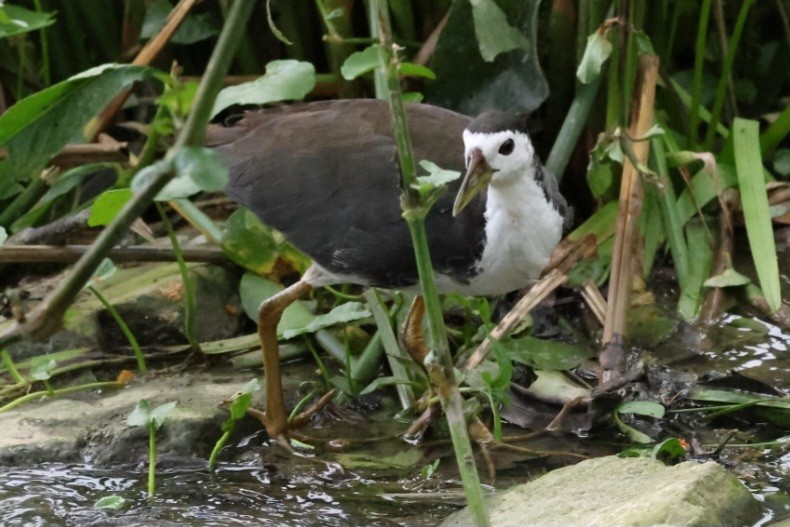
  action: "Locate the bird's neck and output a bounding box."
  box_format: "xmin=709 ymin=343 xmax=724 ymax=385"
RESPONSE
xmin=481 ymin=170 xmax=564 ymax=280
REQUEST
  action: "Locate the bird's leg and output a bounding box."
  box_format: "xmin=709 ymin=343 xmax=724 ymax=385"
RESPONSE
xmin=256 ymin=279 xmax=313 ymax=444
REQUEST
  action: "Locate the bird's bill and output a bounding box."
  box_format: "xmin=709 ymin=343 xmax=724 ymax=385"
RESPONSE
xmin=453 ymin=148 xmax=493 ymax=216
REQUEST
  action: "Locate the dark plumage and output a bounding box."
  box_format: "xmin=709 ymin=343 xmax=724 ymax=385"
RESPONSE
xmin=207 ymin=99 xmax=487 ymax=289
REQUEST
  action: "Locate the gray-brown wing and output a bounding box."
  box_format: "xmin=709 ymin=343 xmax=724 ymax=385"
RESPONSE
xmin=210 ymin=99 xmax=485 ymax=288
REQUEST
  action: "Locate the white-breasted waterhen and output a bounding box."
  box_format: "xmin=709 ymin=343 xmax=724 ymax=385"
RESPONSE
xmin=207 ymin=99 xmax=570 ymax=444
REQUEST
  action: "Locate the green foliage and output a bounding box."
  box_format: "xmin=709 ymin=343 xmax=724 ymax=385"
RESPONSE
xmin=0 ymin=3 xmax=55 ymax=39
xmin=88 ymin=189 xmax=133 ymax=227
xmin=211 ymin=60 xmax=316 ymax=117
xmin=126 ymin=399 xmax=177 ymax=429
xmin=0 ymin=65 xmax=157 ymax=199
xmin=577 ymin=26 xmax=613 ymax=84
xmin=469 ymin=0 xmax=530 ymax=62
xmin=93 ymin=495 xmax=127 ymax=510
xmin=141 ymin=0 xmax=219 ymax=45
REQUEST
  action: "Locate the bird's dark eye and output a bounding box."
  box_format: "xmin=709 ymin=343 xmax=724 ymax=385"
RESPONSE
xmin=498 ymin=138 xmax=515 ymax=156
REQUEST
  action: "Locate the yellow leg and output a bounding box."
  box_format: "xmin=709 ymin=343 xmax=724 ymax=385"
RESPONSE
xmin=256 ymin=279 xmax=313 ymax=443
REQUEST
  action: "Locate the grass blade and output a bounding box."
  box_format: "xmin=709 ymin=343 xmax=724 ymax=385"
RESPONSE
xmin=733 ymin=118 xmax=781 ymax=312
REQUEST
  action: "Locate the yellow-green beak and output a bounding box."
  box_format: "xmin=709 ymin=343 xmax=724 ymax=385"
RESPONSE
xmin=453 ymin=148 xmax=493 ymax=216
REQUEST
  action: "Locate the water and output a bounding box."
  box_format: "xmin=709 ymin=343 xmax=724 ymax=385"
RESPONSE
xmin=0 ymin=461 xmax=461 ymax=526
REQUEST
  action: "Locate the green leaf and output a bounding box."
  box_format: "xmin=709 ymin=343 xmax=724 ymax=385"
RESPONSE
xmin=239 ymin=273 xmax=315 ymax=336
xmin=40 ymin=164 xmax=117 ymax=204
xmin=282 ymin=302 xmax=371 ymax=339
xmin=220 ymin=208 xmax=287 ymax=274
xmin=30 ymin=357 xmax=56 ymax=381
xmin=426 ymin=0 xmax=547 ymax=115
xmin=398 ymin=63 xmax=436 ymax=80
xmin=141 ymin=0 xmax=218 ymax=44
xmin=0 ymin=64 xmax=155 ymax=198
xmin=0 ymin=4 xmax=55 ymax=39
xmin=505 ymin=336 xmax=591 ymax=370
xmin=733 ymin=118 xmax=781 ymax=312
xmin=703 ymin=268 xmax=752 ymax=288
xmin=340 ymin=45 xmax=379 ymax=81
xmin=93 ymin=495 xmax=127 ymax=510
xmin=227 ymin=392 xmax=252 ymax=421
xmin=415 ymin=160 xmax=461 ymax=188
xmin=359 ymin=375 xmax=417 ymax=395
xmin=86 ymin=258 xmax=117 ymax=289
xmin=650 ymin=438 xmax=687 ymax=463
xmin=88 ymin=189 xmax=133 ymax=227
xmin=150 ymin=401 xmax=177 ymax=429
xmin=526 ymin=370 xmax=591 ymax=402
xmin=678 ymin=219 xmax=714 ymax=321
xmin=617 ymin=401 xmax=666 ymax=419
xmin=577 ymin=30 xmax=613 ymax=84
xmin=165 ymin=146 xmax=228 ymax=199
xmin=127 ymin=399 xmax=152 ymax=427
xmin=211 ymin=60 xmax=315 ymax=117
xmin=469 ymin=0 xmax=530 ymax=62
xmin=240 ymin=377 xmax=261 ymax=395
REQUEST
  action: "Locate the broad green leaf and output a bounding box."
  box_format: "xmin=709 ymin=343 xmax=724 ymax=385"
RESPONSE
xmin=40 ymin=164 xmax=117 ymax=204
xmin=86 ymin=258 xmax=117 ymax=289
xmin=678 ymin=218 xmax=713 ymax=321
xmin=675 ymin=163 xmax=738 ymax=226
xmin=615 ymin=417 xmax=653 ymax=444
xmin=88 ymin=189 xmax=133 ymax=227
xmin=0 ymin=4 xmax=55 ymax=39
xmin=504 ymin=336 xmax=591 ymax=370
xmin=227 ymin=393 xmax=252 ymax=421
xmin=733 ymin=118 xmax=780 ymax=312
xmin=0 ymin=64 xmax=155 ymax=198
xmin=617 ymin=401 xmax=665 ymax=419
xmin=141 ymin=0 xmax=218 ymax=44
xmin=577 ymin=30 xmax=613 ymax=84
xmin=150 ymin=401 xmax=177 ymax=429
xmin=241 ymin=377 xmax=261 ymax=395
xmin=220 ymin=208 xmax=285 ymax=274
xmin=341 ymin=45 xmax=379 ymax=80
xmin=282 ymin=302 xmax=371 ymax=339
xmin=704 ymin=268 xmax=751 ymax=288
xmin=399 ymin=63 xmax=436 ymax=80
xmin=94 ymin=495 xmax=127 ymax=510
xmin=30 ymin=357 xmax=56 ymax=381
xmin=469 ymin=0 xmax=530 ymax=62
xmin=211 ymin=60 xmax=315 ymax=117
xmin=426 ymin=0 xmax=547 ymax=115
xmin=415 ymin=160 xmax=461 ymax=188
xmin=127 ymin=399 xmax=152 ymax=427
xmin=161 ymin=146 xmax=228 ymax=200
xmin=239 ymin=273 xmax=315 ymax=336
xmin=650 ymin=438 xmax=687 ymax=462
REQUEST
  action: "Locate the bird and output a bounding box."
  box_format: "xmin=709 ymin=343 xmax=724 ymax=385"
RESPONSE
xmin=206 ymin=99 xmax=570 ymax=445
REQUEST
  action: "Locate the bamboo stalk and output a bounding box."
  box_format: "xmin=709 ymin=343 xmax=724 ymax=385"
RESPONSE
xmin=600 ymin=54 xmax=659 ymax=380
xmin=373 ymin=1 xmax=489 ymax=524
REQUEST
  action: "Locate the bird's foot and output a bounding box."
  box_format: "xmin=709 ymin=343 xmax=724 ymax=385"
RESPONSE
xmin=247 ymin=389 xmax=338 ymax=450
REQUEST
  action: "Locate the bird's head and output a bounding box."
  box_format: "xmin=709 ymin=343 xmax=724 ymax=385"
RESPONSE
xmin=453 ymin=111 xmax=535 ymax=216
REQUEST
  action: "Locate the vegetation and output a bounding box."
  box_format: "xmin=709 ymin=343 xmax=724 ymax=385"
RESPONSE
xmin=0 ymin=0 xmax=787 ymax=515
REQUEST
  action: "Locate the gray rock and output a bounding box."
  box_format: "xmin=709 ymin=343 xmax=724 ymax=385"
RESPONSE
xmin=0 ymin=371 xmax=261 ymax=466
xmin=441 ymin=456 xmax=762 ymax=527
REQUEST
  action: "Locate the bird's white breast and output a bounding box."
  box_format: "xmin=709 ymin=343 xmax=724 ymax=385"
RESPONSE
xmin=439 ymin=176 xmax=563 ymax=296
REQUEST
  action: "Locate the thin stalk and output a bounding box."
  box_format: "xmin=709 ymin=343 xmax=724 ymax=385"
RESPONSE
xmin=89 ymin=285 xmax=147 ymax=373
xmin=689 ymin=0 xmax=713 ymax=150
xmin=147 ymin=423 xmax=156 ymax=496
xmin=545 ymin=76 xmax=603 ymax=181
xmin=0 ymin=349 xmax=24 ymax=384
xmin=760 ymin=102 xmax=790 ymax=157
xmin=649 ymin=138 xmax=689 ymax=291
xmin=703 ymin=0 xmax=755 ymax=150
xmin=364 ymin=289 xmax=414 ymax=410
xmin=157 ymin=203 xmax=200 ymax=352
xmin=375 ymin=2 xmax=489 ymax=523
xmin=0 ymin=178 xmax=47 ymax=228
xmin=32 ymin=0 xmax=50 ymax=86
xmin=208 ymin=428 xmax=230 ymax=471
